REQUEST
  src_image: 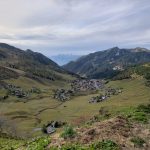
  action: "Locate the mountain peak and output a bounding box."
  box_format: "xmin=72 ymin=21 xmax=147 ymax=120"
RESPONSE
xmin=0 ymin=43 xmax=19 ymax=50
xmin=109 ymin=47 xmax=120 ymax=51
xmin=26 ymin=49 xmax=33 ymax=53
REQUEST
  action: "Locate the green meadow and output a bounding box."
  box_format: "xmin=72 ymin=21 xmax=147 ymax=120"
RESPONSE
xmin=0 ymin=78 xmax=149 ymax=137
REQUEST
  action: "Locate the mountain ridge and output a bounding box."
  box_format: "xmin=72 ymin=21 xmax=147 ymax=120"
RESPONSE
xmin=0 ymin=43 xmax=76 ymax=82
xmin=63 ymin=47 xmax=150 ymax=79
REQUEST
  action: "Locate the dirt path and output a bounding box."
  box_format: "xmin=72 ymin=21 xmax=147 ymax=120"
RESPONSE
xmin=34 ymin=102 xmax=63 ymax=116
xmin=33 ymin=102 xmax=64 ymax=124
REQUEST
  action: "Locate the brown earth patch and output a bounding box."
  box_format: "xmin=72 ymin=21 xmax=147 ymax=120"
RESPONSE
xmin=49 ymin=116 xmax=150 ymax=150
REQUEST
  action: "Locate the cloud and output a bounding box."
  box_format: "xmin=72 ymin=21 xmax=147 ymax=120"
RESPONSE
xmin=0 ymin=0 xmax=150 ymax=55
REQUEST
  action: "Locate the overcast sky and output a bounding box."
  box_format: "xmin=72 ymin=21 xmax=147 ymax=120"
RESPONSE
xmin=0 ymin=0 xmax=150 ymax=56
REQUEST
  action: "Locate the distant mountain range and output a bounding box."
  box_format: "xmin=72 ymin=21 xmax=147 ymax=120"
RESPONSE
xmin=63 ymin=47 xmax=150 ymax=79
xmin=50 ymin=54 xmax=81 ymax=66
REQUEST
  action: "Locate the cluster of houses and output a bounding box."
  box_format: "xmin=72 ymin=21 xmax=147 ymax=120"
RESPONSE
xmin=53 ymin=79 xmax=106 ymax=101
xmin=71 ymin=79 xmax=105 ymax=92
xmin=89 ymin=87 xmax=123 ymax=103
xmin=1 ymin=83 xmax=42 ymax=99
xmin=53 ymin=89 xmax=74 ymax=101
xmin=0 ymin=79 xmax=43 ymax=101
xmin=105 ymin=87 xmax=122 ymax=96
xmin=89 ymin=94 xmax=107 ymax=103
xmin=53 ymin=80 xmax=122 ymax=104
xmin=5 ymin=84 xmax=29 ymax=98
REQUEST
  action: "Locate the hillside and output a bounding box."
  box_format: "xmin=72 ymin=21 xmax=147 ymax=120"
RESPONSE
xmin=0 ymin=44 xmax=150 ymax=150
xmin=0 ymin=43 xmax=77 ymax=103
xmin=0 ymin=43 xmax=75 ymax=81
xmin=1 ymin=79 xmax=150 ymax=149
xmin=112 ymin=62 xmax=150 ymax=80
xmin=63 ymin=47 xmax=150 ymax=79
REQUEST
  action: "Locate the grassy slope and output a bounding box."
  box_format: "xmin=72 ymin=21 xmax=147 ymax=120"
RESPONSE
xmin=0 ymin=137 xmax=24 ymax=150
xmin=40 ymin=79 xmax=150 ymax=123
xmin=0 ymin=67 xmax=76 ymax=136
xmin=0 ymin=78 xmax=149 ymax=137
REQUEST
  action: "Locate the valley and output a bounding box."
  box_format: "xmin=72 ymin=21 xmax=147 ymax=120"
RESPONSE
xmin=0 ymin=43 xmax=150 ymax=150
xmin=0 ymin=77 xmax=149 ymax=137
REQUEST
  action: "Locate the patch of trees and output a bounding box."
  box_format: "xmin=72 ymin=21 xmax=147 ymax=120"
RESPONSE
xmin=89 ymin=69 xmax=120 ymax=79
xmin=112 ymin=63 xmax=150 ymax=81
xmin=112 ymin=70 xmax=132 ymax=80
xmin=145 ymin=80 xmax=150 ymax=87
xmin=26 ymin=69 xmax=55 ymax=81
xmin=26 ymin=68 xmax=66 ymax=82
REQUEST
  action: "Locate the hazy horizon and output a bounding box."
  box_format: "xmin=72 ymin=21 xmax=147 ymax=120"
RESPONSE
xmin=0 ymin=0 xmax=150 ymax=56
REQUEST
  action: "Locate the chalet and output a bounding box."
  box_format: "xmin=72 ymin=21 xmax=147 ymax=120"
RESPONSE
xmin=46 ymin=126 xmax=56 ymax=134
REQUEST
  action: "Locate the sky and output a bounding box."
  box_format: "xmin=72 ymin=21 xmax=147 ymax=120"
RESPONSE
xmin=0 ymin=0 xmax=150 ymax=56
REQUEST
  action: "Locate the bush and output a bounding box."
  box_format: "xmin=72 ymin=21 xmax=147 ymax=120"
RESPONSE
xmin=126 ymin=104 xmax=150 ymax=124
xmin=42 ymin=124 xmax=47 ymax=134
xmin=50 ymin=140 xmax=119 ymax=150
xmin=130 ymin=137 xmax=145 ymax=148
xmin=26 ymin=136 xmax=50 ymax=150
xmin=131 ymin=112 xmax=148 ymax=123
xmin=60 ymin=125 xmax=76 ymax=139
xmin=90 ymin=140 xmax=119 ymax=150
xmin=145 ymin=80 xmax=150 ymax=87
xmin=137 ymin=104 xmax=150 ymax=114
xmin=145 ymin=72 xmax=150 ymax=80
xmin=61 ymin=144 xmax=87 ymax=150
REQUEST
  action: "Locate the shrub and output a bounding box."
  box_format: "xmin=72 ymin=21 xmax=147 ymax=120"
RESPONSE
xmin=131 ymin=112 xmax=148 ymax=123
xmin=26 ymin=136 xmax=50 ymax=150
xmin=130 ymin=137 xmax=145 ymax=148
xmin=90 ymin=140 xmax=119 ymax=150
xmin=60 ymin=125 xmax=76 ymax=139
xmin=50 ymin=141 xmax=119 ymax=150
xmin=126 ymin=104 xmax=150 ymax=124
xmin=145 ymin=72 xmax=150 ymax=80
xmin=42 ymin=124 xmax=47 ymax=134
xmin=137 ymin=104 xmax=150 ymax=113
xmin=61 ymin=144 xmax=87 ymax=150
xmin=145 ymin=80 xmax=150 ymax=87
